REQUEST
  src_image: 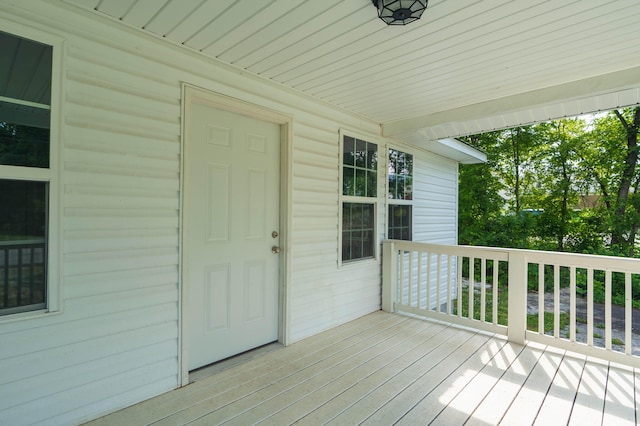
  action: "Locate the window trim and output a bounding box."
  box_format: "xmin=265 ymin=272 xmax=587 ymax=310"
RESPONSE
xmin=0 ymin=23 xmax=64 ymax=322
xmin=338 ymin=129 xmax=382 ymax=267
xmin=387 ymin=146 xmax=414 ymax=241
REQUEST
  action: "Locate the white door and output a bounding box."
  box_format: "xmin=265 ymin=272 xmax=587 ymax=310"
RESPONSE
xmin=185 ymin=100 xmax=280 ymax=370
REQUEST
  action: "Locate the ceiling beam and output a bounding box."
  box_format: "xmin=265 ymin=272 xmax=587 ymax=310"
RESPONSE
xmin=382 ymin=66 xmax=640 ymax=137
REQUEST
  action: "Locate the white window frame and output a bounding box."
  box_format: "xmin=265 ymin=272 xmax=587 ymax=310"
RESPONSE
xmin=387 ymin=146 xmax=414 ymax=241
xmin=0 ymin=23 xmax=64 ymax=322
xmin=338 ymin=129 xmax=382 ymax=267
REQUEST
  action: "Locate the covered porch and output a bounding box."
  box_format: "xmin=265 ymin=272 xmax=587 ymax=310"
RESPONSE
xmin=88 ymin=310 xmax=637 ymax=425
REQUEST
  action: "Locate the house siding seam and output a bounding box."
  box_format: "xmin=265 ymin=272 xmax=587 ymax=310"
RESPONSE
xmin=0 ymin=1 xmax=460 ymax=424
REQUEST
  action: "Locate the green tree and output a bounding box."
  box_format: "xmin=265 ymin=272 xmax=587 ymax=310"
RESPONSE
xmin=459 ymin=131 xmax=536 ymax=248
xmin=458 ymin=133 xmax=504 ymax=246
xmin=533 ymin=119 xmax=584 ymax=251
xmin=578 ymin=107 xmax=640 ymax=256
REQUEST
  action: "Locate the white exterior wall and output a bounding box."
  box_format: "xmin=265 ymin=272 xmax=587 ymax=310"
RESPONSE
xmin=0 ymin=1 xmax=461 ymax=424
xmin=413 ymin=150 xmax=459 ymax=245
xmin=394 ymin=146 xmax=459 ymax=309
xmin=414 ymin=149 xmax=460 ymax=308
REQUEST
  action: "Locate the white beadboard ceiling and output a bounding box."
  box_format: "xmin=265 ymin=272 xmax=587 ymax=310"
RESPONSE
xmin=63 ymin=0 xmax=640 ymax=141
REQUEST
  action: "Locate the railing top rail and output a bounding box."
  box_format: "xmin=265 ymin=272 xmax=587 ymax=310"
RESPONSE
xmin=384 ymin=240 xmax=511 ymax=261
xmin=383 ymin=240 xmax=640 ymax=273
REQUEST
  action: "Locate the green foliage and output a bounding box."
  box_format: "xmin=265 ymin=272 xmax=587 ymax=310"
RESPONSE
xmin=459 ymin=106 xmax=640 ymax=308
xmin=526 ymin=312 xmax=570 ymax=334
xmin=455 ymin=275 xmax=509 ymax=326
xmin=611 ymin=337 xmax=625 ymax=346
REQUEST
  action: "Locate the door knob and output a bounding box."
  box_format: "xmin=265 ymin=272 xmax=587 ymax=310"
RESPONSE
xmin=272 ymin=246 xmax=281 ymax=254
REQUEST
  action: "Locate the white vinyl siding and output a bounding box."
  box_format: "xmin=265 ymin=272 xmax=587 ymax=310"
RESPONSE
xmin=412 ymin=149 xmax=459 ymax=308
xmin=413 ymin=152 xmax=459 ymax=245
xmin=0 ymin=1 xmax=460 ymax=424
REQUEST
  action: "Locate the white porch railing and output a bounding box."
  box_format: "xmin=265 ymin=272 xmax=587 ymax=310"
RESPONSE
xmin=382 ymin=240 xmax=640 ymax=367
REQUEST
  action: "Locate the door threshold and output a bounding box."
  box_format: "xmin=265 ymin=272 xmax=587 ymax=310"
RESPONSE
xmin=189 ymin=341 xmax=283 ymax=383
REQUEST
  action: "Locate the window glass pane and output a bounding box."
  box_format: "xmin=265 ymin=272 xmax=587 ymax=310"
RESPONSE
xmin=0 ymin=111 xmax=50 ymax=168
xmin=388 ymin=205 xmax=412 ymax=241
xmin=388 ymin=149 xmax=412 ymax=200
xmin=367 ymin=170 xmax=377 ymax=198
xmin=0 ymin=31 xmax=52 ymax=104
xmin=343 ymin=136 xmax=355 ymax=166
xmin=342 ymin=135 xmax=378 ymax=197
xmin=355 ymin=168 xmax=366 ymax=196
xmin=343 ymin=166 xmax=354 ymax=196
xmin=0 ymin=31 xmax=52 ymax=168
xmin=355 ymin=139 xmax=367 ymax=168
xmin=342 ymin=202 xmax=375 ymax=262
xmin=0 ymin=180 xmax=47 ymax=314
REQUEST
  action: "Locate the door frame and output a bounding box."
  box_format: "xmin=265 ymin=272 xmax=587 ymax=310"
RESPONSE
xmin=179 ymin=84 xmax=292 ymax=385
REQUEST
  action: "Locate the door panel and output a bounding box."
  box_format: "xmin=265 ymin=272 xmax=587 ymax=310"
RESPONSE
xmin=186 ymin=101 xmax=280 ymax=370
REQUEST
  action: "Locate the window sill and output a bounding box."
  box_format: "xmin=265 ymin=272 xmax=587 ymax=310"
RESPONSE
xmin=0 ymin=308 xmax=62 ymax=325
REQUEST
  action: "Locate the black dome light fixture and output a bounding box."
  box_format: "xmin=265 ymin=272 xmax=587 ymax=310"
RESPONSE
xmin=371 ymin=0 xmax=428 ymax=26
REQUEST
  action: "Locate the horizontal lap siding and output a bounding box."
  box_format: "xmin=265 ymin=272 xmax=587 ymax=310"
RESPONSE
xmin=0 ymin=27 xmax=183 ymax=424
xmin=412 ymin=151 xmax=459 ymax=307
xmin=0 ymin=1 xmax=383 ymax=424
xmin=289 ymin=126 xmax=381 ymax=342
xmin=413 ymin=152 xmax=458 ymax=245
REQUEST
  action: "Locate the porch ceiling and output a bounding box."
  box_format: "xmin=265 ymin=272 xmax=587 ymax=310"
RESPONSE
xmin=63 ymin=0 xmax=640 ymax=141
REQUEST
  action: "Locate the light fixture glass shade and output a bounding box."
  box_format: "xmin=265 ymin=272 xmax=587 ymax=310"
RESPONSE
xmin=372 ymin=0 xmax=428 ymax=25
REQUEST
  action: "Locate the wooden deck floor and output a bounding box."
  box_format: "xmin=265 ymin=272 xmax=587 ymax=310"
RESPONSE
xmin=87 ymin=311 xmax=639 ymax=425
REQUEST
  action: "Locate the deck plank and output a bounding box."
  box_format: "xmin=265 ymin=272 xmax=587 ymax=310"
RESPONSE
xmin=326 ymin=327 xmax=481 ymax=425
xmin=465 ymin=344 xmax=545 ymax=425
xmin=430 ymin=342 xmax=525 ymax=425
xmin=299 ymin=324 xmax=464 ymax=425
xmin=87 ymin=311 xmax=400 ymax=425
xmin=157 ymin=315 xmax=419 ymax=425
xmin=568 ymin=357 xmax=608 ymax=425
xmin=248 ymin=319 xmax=442 ymax=425
xmin=393 ymin=337 xmax=507 ymax=424
xmin=534 ymin=353 xmax=586 ymax=424
xmin=84 ymin=312 xmax=639 ymax=426
xmin=216 ymin=317 xmax=436 ymax=425
xmin=499 ymin=347 xmax=564 ymax=425
xmin=361 ymin=331 xmax=493 ymax=425
xmin=602 ymin=364 xmax=636 ymax=425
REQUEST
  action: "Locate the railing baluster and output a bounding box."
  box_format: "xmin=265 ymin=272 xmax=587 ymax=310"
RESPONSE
xmin=538 ymin=263 xmax=544 ymax=335
xmin=605 ymin=270 xmax=612 ymax=351
xmin=587 ymin=268 xmax=594 ymax=347
xmin=570 ymin=266 xmax=576 ymax=343
xmin=625 ymin=272 xmax=632 ymax=356
xmin=399 ymin=249 xmax=405 ymax=305
xmin=17 ymin=248 xmax=24 ymax=307
xmin=457 ymin=255 xmax=462 ymax=318
xmin=468 ymin=257 xmax=474 ymax=320
xmin=408 ymin=251 xmax=413 ymax=307
xmin=436 ymin=253 xmax=442 ymax=313
xmin=2 ymin=247 xmax=8 ymax=309
xmin=426 ymin=252 xmax=431 ymax=311
xmin=446 ymin=255 xmax=452 ymax=314
xmin=29 ymin=246 xmax=36 ymax=304
xmin=480 ymin=257 xmax=486 ymax=323
xmin=417 ymin=252 xmax=422 ymax=310
xmin=492 ymin=259 xmax=498 ymax=325
xmin=554 ymin=265 xmax=560 ymax=338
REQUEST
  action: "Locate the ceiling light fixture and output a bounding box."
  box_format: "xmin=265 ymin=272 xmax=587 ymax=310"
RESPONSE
xmin=371 ymin=0 xmax=428 ymax=25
